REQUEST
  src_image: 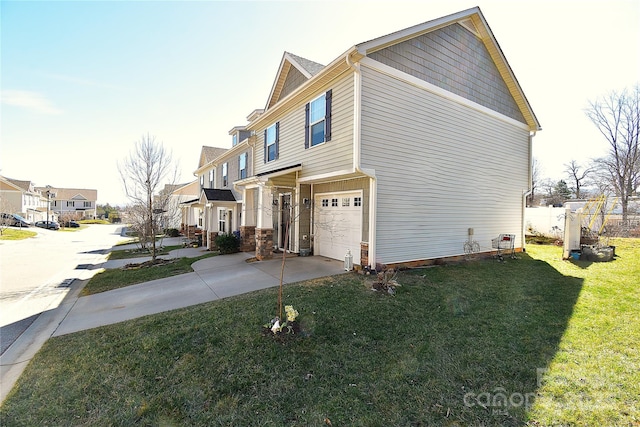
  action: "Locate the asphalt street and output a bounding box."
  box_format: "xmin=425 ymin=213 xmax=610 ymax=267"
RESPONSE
xmin=0 ymin=224 xmax=126 ymax=353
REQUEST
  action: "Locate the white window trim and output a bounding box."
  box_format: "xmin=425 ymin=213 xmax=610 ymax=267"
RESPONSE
xmin=266 ymin=123 xmax=277 ymax=162
xmin=309 ymin=93 xmax=326 ymax=147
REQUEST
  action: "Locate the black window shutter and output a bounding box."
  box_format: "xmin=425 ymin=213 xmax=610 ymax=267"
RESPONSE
xmin=263 ymin=129 xmax=267 ymax=163
xmin=304 ymin=103 xmax=310 ymax=149
xmin=325 ymin=89 xmax=332 ymax=142
xmin=275 ymin=122 xmax=280 ymax=159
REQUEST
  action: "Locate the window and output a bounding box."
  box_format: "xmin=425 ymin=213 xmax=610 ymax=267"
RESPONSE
xmin=200 ymin=175 xmax=204 ymax=187
xmin=222 ymin=163 xmax=228 ymax=187
xmin=239 ymin=152 xmax=247 ymax=179
xmin=209 ymin=169 xmax=214 ymax=187
xmin=354 ymin=197 xmax=362 ymax=207
xmin=264 ymin=122 xmax=279 ymax=162
xmin=84 ymin=201 xmax=91 ymax=208
xmin=67 ymin=201 xmax=75 ymax=207
xmin=342 ymin=198 xmax=350 ymax=207
xmin=218 ymin=209 xmax=226 ymax=233
xmin=232 ymin=134 xmax=238 ymax=147
xmin=321 ymin=199 xmax=329 ymax=207
xmin=331 ymin=198 xmax=338 ymax=207
xmin=305 ymin=89 xmax=332 ymax=148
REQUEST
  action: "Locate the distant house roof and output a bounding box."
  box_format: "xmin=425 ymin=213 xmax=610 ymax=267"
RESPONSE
xmin=201 ymin=189 xmax=236 ymax=202
xmin=199 ymin=146 xmax=228 ymax=168
xmin=35 ymin=187 xmax=98 ymax=201
xmin=3 ymin=177 xmax=38 ymax=194
xmin=169 ymin=179 xmax=200 ymax=197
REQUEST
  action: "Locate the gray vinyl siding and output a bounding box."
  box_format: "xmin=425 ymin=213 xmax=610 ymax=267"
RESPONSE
xmin=313 ymin=178 xmax=370 ymax=242
xmin=368 ymin=23 xmax=526 ymax=124
xmin=281 ymin=66 xmax=308 ymax=100
xmin=217 ymin=149 xmax=250 ymax=200
xmin=254 ymin=74 xmax=354 ymax=178
xmin=360 ymin=66 xmax=529 ymax=264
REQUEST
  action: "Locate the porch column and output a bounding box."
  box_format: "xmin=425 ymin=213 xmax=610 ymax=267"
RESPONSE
xmin=255 ymin=185 xmax=274 ymax=260
xmin=239 ymin=188 xmax=256 ymax=252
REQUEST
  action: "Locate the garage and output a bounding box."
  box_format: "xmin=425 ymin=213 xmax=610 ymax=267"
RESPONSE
xmin=314 ymin=191 xmax=362 ymax=264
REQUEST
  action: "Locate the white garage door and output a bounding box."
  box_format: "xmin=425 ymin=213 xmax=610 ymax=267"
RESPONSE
xmin=314 ymin=192 xmax=362 ymax=264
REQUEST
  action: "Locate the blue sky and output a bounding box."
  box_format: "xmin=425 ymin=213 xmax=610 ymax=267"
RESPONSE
xmin=1 ymin=0 xmax=639 ymax=204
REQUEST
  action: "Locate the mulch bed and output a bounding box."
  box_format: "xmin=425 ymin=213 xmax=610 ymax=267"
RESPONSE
xmin=122 ymin=258 xmax=176 ymax=270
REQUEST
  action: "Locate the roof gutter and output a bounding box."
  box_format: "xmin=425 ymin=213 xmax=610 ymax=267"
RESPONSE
xmin=346 ymin=51 xmax=377 ymax=269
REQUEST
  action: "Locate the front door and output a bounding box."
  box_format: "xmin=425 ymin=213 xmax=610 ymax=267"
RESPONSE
xmin=280 ymin=194 xmax=291 ymax=250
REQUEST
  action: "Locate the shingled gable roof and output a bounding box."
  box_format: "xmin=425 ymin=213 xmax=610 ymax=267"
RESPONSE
xmin=198 ymin=146 xmax=228 ymax=169
xmin=266 ymin=51 xmax=325 ymax=110
xmin=355 ymin=6 xmax=541 ymax=131
xmin=199 ymin=188 xmax=236 ymax=204
xmin=5 ymin=177 xmax=36 ymax=193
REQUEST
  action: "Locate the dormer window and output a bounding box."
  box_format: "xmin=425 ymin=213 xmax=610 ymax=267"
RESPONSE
xmin=232 ymin=134 xmax=238 ymax=147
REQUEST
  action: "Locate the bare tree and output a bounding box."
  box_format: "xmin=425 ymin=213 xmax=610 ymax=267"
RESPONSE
xmin=527 ymin=157 xmax=542 ymax=206
xmin=564 ymin=160 xmax=592 ymax=199
xmin=585 ymin=85 xmax=640 ymax=221
xmin=118 ymin=134 xmax=179 ymax=260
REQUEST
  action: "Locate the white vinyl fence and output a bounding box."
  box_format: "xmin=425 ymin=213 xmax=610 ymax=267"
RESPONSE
xmin=525 ymin=206 xmax=567 ymax=237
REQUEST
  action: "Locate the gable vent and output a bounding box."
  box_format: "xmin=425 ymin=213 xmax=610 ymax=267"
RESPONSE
xmin=459 ymin=18 xmax=480 ymax=38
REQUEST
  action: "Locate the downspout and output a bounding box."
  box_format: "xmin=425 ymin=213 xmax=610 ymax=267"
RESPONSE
xmin=522 ymin=131 xmax=537 ymax=251
xmin=346 ymin=51 xmax=377 ymax=269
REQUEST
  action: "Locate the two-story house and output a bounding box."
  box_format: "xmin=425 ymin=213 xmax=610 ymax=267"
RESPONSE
xmin=37 ymin=187 xmax=98 ymax=220
xmin=0 ymin=176 xmax=48 ymax=222
xmin=181 ymin=136 xmax=253 ymax=250
xmin=232 ymin=7 xmax=540 ymax=268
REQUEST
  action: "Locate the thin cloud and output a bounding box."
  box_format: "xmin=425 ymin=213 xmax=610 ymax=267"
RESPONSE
xmin=1 ymin=90 xmax=63 ymax=115
xmin=43 ymin=73 xmax=123 ymax=90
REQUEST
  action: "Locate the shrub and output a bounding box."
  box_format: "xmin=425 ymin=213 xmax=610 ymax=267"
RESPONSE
xmin=164 ymin=228 xmax=180 ymax=237
xmin=215 ymin=233 xmax=240 ymax=254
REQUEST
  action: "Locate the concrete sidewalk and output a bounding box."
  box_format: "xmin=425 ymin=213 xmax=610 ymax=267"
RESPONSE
xmin=0 ymin=249 xmax=345 ymax=403
xmin=54 ymin=252 xmax=344 ymax=336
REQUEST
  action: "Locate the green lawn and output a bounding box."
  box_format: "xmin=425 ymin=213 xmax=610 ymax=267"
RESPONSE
xmin=1 ymin=240 xmax=638 ymax=426
xmin=81 ymin=252 xmax=217 ymax=296
xmin=0 ymin=228 xmax=37 ymax=240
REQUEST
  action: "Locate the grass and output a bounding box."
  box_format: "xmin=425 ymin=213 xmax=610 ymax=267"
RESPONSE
xmin=0 ymin=228 xmax=37 ymax=240
xmin=107 ymin=244 xmax=185 ymax=260
xmin=80 ymin=252 xmax=216 ymax=296
xmin=79 ymin=219 xmax=111 ymax=225
xmin=1 ymin=239 xmax=638 ymax=425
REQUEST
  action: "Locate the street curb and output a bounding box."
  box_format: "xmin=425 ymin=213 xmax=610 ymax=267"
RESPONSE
xmin=0 ymin=277 xmax=89 ymax=405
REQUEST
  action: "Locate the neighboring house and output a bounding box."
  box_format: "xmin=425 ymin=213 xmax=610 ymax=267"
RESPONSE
xmin=161 ymin=181 xmax=199 ymax=229
xmin=184 ymin=131 xmax=254 ymax=250
xmin=229 ymin=7 xmax=540 ymax=268
xmin=180 ymin=146 xmax=229 ymax=239
xmin=0 ymin=176 xmax=47 ymax=222
xmin=37 ymin=187 xmax=98 ymax=220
